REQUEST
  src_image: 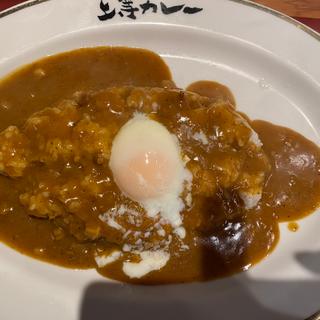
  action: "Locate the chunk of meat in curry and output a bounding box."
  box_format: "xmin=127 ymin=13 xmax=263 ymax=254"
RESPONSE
xmin=0 ymin=87 xmax=269 ymax=250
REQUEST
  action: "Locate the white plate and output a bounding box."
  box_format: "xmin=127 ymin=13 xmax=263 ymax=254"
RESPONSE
xmin=0 ymin=1 xmax=320 ymax=319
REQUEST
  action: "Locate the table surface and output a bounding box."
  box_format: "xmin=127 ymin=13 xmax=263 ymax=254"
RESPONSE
xmin=1 ymin=0 xmax=320 ymax=33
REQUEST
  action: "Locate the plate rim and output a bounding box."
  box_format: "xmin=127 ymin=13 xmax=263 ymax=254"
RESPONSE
xmin=1 ymin=0 xmax=319 ymax=42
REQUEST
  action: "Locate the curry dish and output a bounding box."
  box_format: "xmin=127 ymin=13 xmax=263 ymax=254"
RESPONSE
xmin=0 ymin=47 xmax=319 ymax=284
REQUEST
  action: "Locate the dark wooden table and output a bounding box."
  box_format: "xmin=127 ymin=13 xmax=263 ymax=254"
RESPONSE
xmin=1 ymin=0 xmax=320 ymax=33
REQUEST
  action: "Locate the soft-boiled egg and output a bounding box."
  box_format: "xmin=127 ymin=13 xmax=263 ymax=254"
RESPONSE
xmin=109 ymin=113 xmax=192 ymax=229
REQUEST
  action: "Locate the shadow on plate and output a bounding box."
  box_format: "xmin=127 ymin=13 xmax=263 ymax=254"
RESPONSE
xmin=79 ymin=274 xmax=320 ymax=320
xmin=295 ymin=251 xmax=320 ymax=275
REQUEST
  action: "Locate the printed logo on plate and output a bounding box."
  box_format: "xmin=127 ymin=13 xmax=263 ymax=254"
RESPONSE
xmin=98 ymin=0 xmax=203 ymax=21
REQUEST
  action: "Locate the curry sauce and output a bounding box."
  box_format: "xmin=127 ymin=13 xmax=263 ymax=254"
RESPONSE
xmin=0 ymin=47 xmax=319 ymax=284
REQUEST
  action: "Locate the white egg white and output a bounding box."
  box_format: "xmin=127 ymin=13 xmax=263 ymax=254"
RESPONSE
xmin=109 ymin=113 xmax=192 ymax=230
